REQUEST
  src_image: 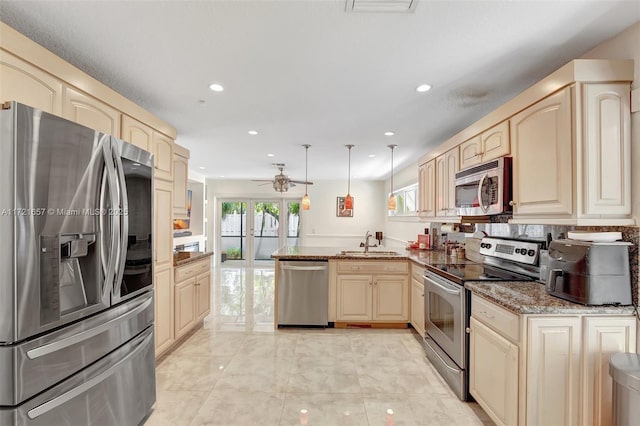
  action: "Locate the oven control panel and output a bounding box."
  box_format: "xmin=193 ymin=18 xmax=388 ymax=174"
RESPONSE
xmin=479 ymin=237 xmax=540 ymax=265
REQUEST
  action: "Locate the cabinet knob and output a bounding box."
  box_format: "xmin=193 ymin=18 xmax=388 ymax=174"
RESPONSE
xmin=509 ymin=200 xmax=516 ymax=206
xmin=466 ymin=327 xmax=471 ymax=334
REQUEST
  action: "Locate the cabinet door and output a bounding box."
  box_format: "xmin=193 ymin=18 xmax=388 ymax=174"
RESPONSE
xmin=62 ymin=86 xmax=121 ymax=136
xmin=154 ymin=180 xmax=173 ymax=269
xmin=373 ymin=275 xmax=408 ymax=321
xmin=175 ymin=277 xmax=196 ymax=339
xmin=195 ymin=271 xmax=211 ymax=321
xmin=481 ymin=120 xmax=510 ymax=162
xmin=121 ymin=114 xmax=153 ymax=152
xmin=0 ymin=50 xmax=63 ymax=115
xmin=410 ymin=278 xmax=425 ymax=337
xmin=469 ymin=317 xmax=518 ymax=426
xmin=154 ymin=265 xmax=174 ymax=357
xmin=582 ymin=316 xmax=636 ymax=426
xmin=336 ymin=275 xmax=372 ymax=321
xmin=153 ymin=131 xmax=174 ymax=181
xmin=459 ymin=135 xmax=482 ymax=170
xmin=511 ymin=87 xmax=572 ymax=217
xmin=418 ymin=159 xmax=436 ymax=217
xmin=173 ymin=153 xmax=189 ymax=218
xmin=436 ymin=148 xmax=459 ymax=217
xmin=582 ymin=83 xmax=631 ymax=217
xmin=526 ymin=316 xmax=581 ymax=426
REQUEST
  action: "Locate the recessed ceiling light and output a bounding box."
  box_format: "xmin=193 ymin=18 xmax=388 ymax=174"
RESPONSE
xmin=368 ymin=154 xmax=376 ymax=158
xmin=219 ymin=175 xmax=225 ymax=178
xmin=384 ymin=131 xmax=395 ymax=136
xmin=248 ymin=130 xmax=259 ymax=135
xmin=267 ymin=153 xmax=275 ymax=157
xmin=209 ymin=83 xmax=224 ymax=92
xmin=199 ymin=166 xmax=206 ymax=170
xmin=416 ymin=84 xmax=432 ymax=93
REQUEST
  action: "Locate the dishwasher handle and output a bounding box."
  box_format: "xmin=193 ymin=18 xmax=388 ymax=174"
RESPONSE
xmin=281 ymin=265 xmax=328 ymax=271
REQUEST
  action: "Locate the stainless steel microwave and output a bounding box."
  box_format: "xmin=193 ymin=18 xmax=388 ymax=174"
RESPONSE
xmin=454 ymin=157 xmax=512 ymax=216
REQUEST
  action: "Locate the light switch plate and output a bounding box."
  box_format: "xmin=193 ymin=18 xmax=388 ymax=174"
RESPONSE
xmin=632 ymin=88 xmax=640 ymax=113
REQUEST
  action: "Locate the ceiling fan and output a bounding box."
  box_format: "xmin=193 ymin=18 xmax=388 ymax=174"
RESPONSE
xmin=252 ymin=163 xmax=313 ymax=193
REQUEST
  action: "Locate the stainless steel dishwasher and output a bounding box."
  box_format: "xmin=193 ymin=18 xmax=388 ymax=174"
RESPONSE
xmin=278 ymin=260 xmax=328 ymax=326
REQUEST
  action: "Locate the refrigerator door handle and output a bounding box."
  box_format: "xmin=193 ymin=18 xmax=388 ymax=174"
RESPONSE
xmin=111 ymin=139 xmax=129 ymax=297
xmin=101 ymin=138 xmax=120 ymax=302
xmin=26 ymin=329 xmax=153 ymax=420
xmin=26 ymin=294 xmax=153 ymax=359
xmin=99 ymin=165 xmax=109 ymax=281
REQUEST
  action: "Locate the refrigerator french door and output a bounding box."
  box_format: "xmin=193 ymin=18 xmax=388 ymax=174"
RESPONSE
xmin=0 ymin=102 xmax=156 ymax=425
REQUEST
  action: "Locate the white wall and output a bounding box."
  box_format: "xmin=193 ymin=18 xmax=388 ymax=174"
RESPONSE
xmin=581 ymin=21 xmax=640 ymax=223
xmin=206 ymin=178 xmax=386 ymax=250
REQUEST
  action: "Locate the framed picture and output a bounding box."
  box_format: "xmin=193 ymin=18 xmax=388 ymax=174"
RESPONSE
xmin=336 ymin=196 xmax=353 ymax=217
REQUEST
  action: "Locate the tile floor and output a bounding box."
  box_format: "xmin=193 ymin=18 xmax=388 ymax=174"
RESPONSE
xmin=145 ymin=265 xmax=494 ymax=426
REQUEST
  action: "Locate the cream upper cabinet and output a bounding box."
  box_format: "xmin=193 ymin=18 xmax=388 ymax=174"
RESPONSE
xmin=173 ymin=144 xmax=190 ymax=219
xmin=581 ymin=83 xmax=631 ymax=218
xmin=62 ymin=86 xmax=121 ymax=136
xmin=335 ymin=261 xmax=409 ymax=323
xmin=459 ymin=121 xmax=510 ymax=170
xmin=154 ymin=179 xmax=173 ymax=269
xmin=469 ymin=317 xmax=518 ymax=426
xmin=410 ymin=265 xmax=425 ymax=337
xmin=511 ymin=83 xmax=632 ymax=225
xmin=511 ymin=87 xmax=573 ymax=219
xmin=153 ymin=131 xmax=174 ymax=181
xmin=418 ymin=159 xmax=436 ymax=218
xmin=470 ymin=294 xmax=636 ymax=426
xmin=435 ymin=147 xmax=459 ymax=217
xmin=0 ymin=50 xmax=63 ymax=115
xmin=121 ymin=114 xmax=153 ymax=152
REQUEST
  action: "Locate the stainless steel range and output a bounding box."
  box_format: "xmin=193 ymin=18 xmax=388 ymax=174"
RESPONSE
xmin=423 ymin=236 xmax=543 ymax=401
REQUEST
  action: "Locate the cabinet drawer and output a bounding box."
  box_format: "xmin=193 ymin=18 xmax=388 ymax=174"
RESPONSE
xmin=175 ymin=259 xmax=210 ymax=282
xmin=337 ymin=261 xmax=408 ymax=274
xmin=472 ymin=296 xmax=519 ymax=342
xmin=411 ymin=262 xmax=424 ymax=282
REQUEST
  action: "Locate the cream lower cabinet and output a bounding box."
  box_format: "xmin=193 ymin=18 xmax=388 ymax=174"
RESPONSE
xmin=470 ymin=294 xmax=636 ymax=426
xmin=470 ymin=317 xmax=518 ymax=426
xmin=174 ymin=257 xmax=212 ymax=340
xmin=410 ymin=263 xmax=425 ymax=337
xmin=154 ymin=264 xmax=174 ymax=357
xmin=335 ymin=261 xmax=408 ymax=323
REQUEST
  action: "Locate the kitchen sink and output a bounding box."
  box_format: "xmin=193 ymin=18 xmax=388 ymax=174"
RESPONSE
xmin=336 ymin=250 xmax=402 ymax=257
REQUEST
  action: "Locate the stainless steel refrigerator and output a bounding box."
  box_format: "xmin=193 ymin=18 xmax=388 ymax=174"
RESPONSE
xmin=0 ymin=102 xmax=156 ymax=425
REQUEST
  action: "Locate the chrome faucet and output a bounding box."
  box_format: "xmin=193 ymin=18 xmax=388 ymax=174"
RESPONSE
xmin=364 ymin=231 xmax=373 ymax=253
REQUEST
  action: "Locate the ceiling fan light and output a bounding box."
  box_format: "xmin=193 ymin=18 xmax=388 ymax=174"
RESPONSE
xmin=302 ymin=193 xmax=311 ymax=210
xmin=387 ymin=193 xmax=397 ymax=211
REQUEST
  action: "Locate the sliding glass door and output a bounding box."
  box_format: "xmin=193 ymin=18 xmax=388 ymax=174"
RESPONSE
xmin=219 ymin=199 xmax=301 ymax=266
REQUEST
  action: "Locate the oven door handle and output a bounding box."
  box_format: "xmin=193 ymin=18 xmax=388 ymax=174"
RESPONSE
xmin=424 ymin=337 xmax=461 ymax=374
xmin=425 ymin=275 xmax=461 ymax=295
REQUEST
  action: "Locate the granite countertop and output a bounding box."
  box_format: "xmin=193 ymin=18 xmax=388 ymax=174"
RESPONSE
xmin=173 ymin=251 xmax=214 ymax=267
xmin=465 ymin=281 xmax=636 ymax=315
xmin=271 ymin=246 xmax=411 ymax=260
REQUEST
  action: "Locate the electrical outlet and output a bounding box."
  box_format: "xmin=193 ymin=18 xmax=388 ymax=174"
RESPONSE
xmin=632 ymin=88 xmax=640 ymax=113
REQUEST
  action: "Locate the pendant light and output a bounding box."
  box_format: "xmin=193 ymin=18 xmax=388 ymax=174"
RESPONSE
xmin=344 ymin=145 xmax=354 ymax=209
xmin=301 ymin=144 xmax=311 ymax=210
xmin=387 ymin=144 xmax=397 ymax=211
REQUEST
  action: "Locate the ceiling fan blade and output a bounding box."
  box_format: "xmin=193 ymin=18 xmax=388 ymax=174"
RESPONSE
xmin=251 ymin=179 xmax=275 ymax=182
xmin=289 ymin=180 xmax=313 ymax=185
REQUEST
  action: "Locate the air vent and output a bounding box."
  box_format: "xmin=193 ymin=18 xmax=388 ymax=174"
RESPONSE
xmin=345 ymin=0 xmax=418 ymax=13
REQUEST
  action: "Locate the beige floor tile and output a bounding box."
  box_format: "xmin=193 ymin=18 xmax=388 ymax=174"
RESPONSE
xmin=190 ymin=390 xmax=285 ymax=426
xmin=280 ymin=392 xmax=368 ymax=426
xmin=145 ymin=389 xmax=210 ymax=426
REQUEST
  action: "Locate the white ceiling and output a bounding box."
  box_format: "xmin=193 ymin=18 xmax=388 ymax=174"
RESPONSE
xmin=1 ymin=1 xmax=639 ymax=184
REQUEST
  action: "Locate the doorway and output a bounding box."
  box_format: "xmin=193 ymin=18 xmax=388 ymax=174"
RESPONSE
xmin=218 ymin=199 xmax=301 ymax=266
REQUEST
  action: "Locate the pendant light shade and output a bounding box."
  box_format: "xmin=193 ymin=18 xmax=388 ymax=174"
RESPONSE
xmin=387 ymin=144 xmax=397 ymax=211
xmin=302 ymin=144 xmax=311 ymax=210
xmin=344 ymin=145 xmax=354 ymax=209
